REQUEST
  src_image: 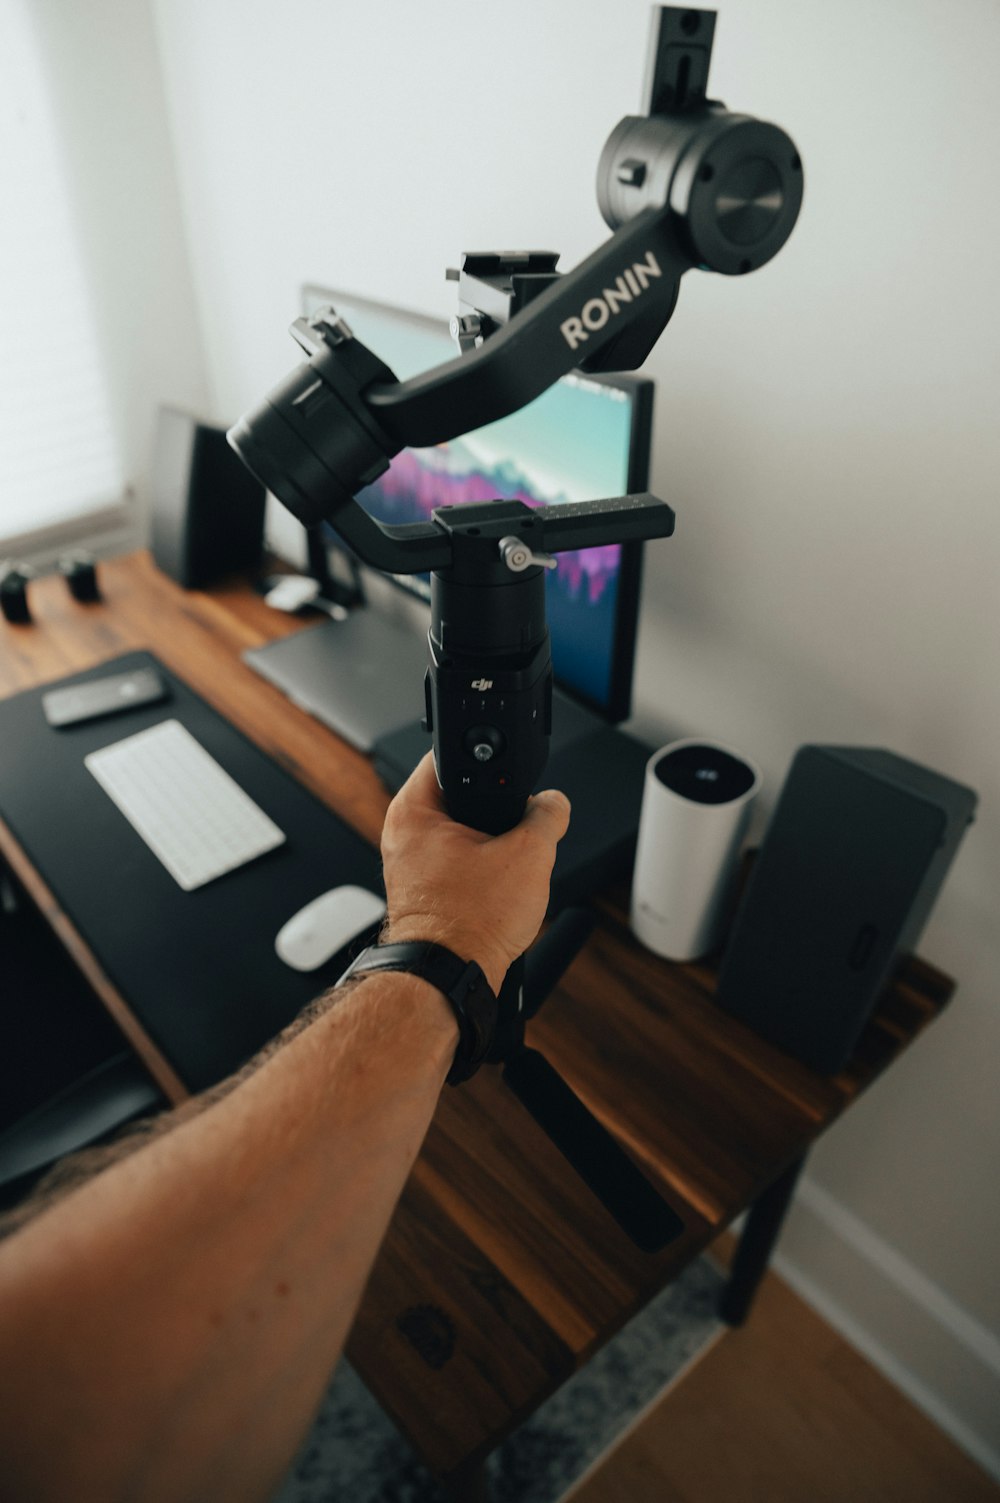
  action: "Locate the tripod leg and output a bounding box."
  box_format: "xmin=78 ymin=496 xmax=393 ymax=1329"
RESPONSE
xmin=487 ymin=956 xmax=526 ymax=1062
xmin=488 ymin=907 xmax=595 ymax=1059
xmin=523 ymin=906 xmax=596 ymax=1018
xmin=718 ymin=1153 xmax=807 ymax=1326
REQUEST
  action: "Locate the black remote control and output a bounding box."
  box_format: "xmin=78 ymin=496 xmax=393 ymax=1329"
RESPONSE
xmin=42 ymin=668 xmax=170 ymax=728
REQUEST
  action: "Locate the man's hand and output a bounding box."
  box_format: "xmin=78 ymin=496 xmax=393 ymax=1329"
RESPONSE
xmin=380 ymin=753 xmax=571 ymax=994
xmin=0 ymin=752 xmax=564 ymax=1503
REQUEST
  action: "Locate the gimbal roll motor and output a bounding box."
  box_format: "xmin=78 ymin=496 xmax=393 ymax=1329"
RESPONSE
xmin=597 ymin=9 xmax=801 ymax=276
xmin=228 ymin=6 xmax=803 ymax=1251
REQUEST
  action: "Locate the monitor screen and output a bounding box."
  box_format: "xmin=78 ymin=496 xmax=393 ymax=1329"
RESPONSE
xmin=303 ymin=286 xmax=654 ymax=722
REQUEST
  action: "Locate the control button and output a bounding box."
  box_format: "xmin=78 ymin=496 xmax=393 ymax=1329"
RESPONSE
xmin=617 ymin=157 xmax=647 ymax=187
xmin=423 ymin=669 xmax=434 ymax=733
xmin=463 ymin=724 xmax=505 ymax=762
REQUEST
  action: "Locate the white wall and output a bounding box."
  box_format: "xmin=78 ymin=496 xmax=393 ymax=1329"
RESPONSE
xmin=143 ymin=0 xmax=1000 ymax=1473
xmin=27 ymin=0 xmax=209 ymax=563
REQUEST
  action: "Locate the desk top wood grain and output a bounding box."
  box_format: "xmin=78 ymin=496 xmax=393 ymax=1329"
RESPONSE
xmin=0 ymin=552 xmax=955 ymax=1477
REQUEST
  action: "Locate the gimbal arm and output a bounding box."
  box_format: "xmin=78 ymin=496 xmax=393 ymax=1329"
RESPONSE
xmin=363 ymin=208 xmax=686 ymax=450
xmin=229 ymin=9 xmax=802 ymax=542
xmin=226 ymin=207 xmax=685 ymax=540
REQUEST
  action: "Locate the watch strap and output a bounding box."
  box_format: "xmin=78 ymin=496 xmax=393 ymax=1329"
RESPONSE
xmin=336 ymin=940 xmax=498 ymax=1084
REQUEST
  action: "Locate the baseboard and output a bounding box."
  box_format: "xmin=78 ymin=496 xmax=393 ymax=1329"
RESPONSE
xmin=774 ymin=1176 xmax=1000 ymax=1482
xmin=560 ymin=1326 xmax=726 ymax=1503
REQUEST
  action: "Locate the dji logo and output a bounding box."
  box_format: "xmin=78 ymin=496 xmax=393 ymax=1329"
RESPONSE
xmin=560 ymin=251 xmax=663 ymax=350
xmin=471 ymin=678 xmax=494 ymax=691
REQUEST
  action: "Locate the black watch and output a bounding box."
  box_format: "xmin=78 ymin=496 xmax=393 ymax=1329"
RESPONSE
xmin=336 ymin=940 xmax=498 ymax=1084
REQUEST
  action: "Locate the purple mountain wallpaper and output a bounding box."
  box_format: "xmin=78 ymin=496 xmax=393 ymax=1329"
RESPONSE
xmin=359 ymin=441 xmax=623 ymax=612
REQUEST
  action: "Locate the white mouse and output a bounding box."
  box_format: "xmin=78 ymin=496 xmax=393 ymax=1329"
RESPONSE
xmin=275 ymin=885 xmax=387 ymax=972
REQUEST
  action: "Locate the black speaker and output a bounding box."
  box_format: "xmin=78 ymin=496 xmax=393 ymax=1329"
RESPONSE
xmin=150 ymin=407 xmax=266 ymax=588
xmin=715 ymin=746 xmax=977 ymax=1074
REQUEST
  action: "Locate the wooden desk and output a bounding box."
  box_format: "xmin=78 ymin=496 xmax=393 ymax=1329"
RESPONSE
xmin=0 ymin=552 xmax=955 ymax=1493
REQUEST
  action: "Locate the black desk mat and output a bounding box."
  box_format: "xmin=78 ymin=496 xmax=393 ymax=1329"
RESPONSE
xmin=0 ymin=652 xmax=383 ymax=1092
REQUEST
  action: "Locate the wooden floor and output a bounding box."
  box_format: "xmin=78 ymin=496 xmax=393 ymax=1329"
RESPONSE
xmin=571 ymin=1239 xmax=998 ymax=1503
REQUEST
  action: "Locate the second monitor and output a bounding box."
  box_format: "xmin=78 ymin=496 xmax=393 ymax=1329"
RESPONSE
xmin=250 ymin=284 xmax=654 ymax=754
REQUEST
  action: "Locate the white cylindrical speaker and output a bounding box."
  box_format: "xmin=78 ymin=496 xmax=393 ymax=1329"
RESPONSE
xmin=630 ymin=738 xmax=761 ymax=962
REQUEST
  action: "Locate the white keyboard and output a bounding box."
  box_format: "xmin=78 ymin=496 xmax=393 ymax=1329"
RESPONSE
xmin=85 ymin=719 xmax=286 ymax=891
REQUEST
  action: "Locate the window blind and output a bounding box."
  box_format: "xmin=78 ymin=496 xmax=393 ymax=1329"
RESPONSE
xmin=0 ymin=0 xmax=127 ymax=549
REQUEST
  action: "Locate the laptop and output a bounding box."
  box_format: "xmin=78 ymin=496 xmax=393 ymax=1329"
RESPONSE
xmin=245 ymin=606 xmax=607 ymax=759
xmin=244 ymin=611 xmax=428 ymax=753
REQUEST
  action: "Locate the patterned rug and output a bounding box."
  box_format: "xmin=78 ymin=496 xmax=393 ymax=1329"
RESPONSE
xmin=273 ymin=1255 xmax=725 ymax=1503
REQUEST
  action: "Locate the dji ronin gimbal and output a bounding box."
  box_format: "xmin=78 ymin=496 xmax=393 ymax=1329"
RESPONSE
xmin=230 ymin=6 xmax=803 ymax=1251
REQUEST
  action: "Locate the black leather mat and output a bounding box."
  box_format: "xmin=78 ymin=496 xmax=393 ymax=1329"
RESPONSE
xmin=0 ymin=652 xmax=383 ymax=1092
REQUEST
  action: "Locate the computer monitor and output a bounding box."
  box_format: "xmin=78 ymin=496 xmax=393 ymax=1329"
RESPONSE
xmin=302 ymin=285 xmax=654 ymax=724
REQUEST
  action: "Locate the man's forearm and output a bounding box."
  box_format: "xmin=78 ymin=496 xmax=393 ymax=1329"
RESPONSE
xmin=0 ymin=984 xmax=367 ymax=1246
xmin=0 ymin=970 xmax=458 ymax=1503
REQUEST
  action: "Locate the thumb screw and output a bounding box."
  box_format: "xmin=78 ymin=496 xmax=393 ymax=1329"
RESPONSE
xmin=499 ymin=536 xmax=557 ymax=573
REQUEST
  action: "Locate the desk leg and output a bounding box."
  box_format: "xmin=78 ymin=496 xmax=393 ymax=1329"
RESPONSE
xmin=719 ymin=1153 xmax=807 ymax=1326
xmin=442 ymin=1458 xmax=492 ymax=1503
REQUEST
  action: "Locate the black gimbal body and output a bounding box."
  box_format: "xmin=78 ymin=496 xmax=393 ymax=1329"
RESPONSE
xmin=229 ymin=7 xmax=802 ymax=1250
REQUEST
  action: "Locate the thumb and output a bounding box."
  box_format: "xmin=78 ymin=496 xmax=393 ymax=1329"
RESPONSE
xmin=521 ymin=788 xmax=571 ymax=844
